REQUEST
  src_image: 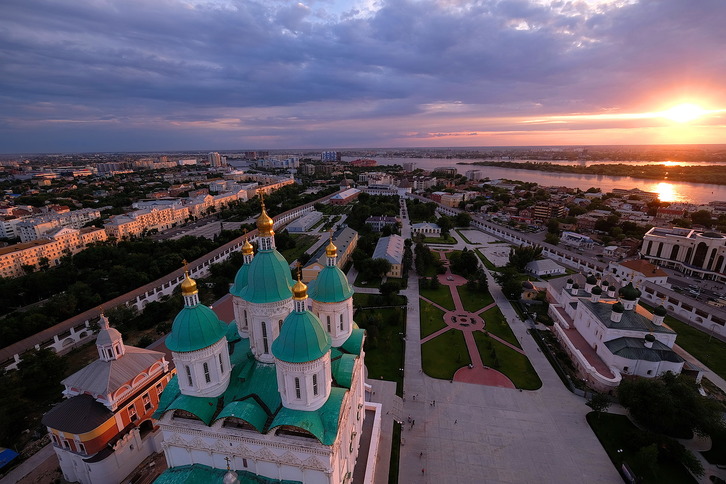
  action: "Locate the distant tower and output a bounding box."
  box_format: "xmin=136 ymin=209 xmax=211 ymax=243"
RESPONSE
xmin=208 ymin=151 xmax=224 ymax=167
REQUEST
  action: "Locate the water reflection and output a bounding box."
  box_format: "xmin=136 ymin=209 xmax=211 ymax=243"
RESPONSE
xmin=653 ymin=182 xmax=678 ymax=203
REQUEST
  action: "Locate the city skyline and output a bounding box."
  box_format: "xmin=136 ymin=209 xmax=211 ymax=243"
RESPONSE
xmin=2 ymin=0 xmax=726 ymax=153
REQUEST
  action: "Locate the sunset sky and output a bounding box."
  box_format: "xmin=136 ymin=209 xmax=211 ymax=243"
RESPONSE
xmin=2 ymin=0 xmax=725 ymax=153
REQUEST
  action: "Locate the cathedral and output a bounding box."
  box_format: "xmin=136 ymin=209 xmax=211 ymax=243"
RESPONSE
xmin=153 ymin=200 xmax=367 ymax=484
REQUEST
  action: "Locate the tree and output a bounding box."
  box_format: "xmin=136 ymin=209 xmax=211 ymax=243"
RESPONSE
xmin=437 ymin=215 xmax=453 ymax=235
xmin=379 ymin=281 xmax=401 ymax=303
xmin=586 ymin=393 xmax=611 ymax=418
xmin=690 ymin=209 xmax=713 ymax=227
xmin=544 ymin=232 xmax=560 ymax=245
xmin=493 ymin=267 xmax=522 ymax=300
xmin=369 ymin=258 xmax=393 ymax=279
xmin=507 ymin=245 xmax=543 ymax=272
xmin=618 ymin=372 xmax=725 ymax=438
xmin=455 ymin=212 xmax=471 ymax=227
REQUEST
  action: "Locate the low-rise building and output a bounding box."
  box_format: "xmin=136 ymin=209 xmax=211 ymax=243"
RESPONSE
xmin=365 ymin=216 xmax=399 ymax=232
xmin=372 ymin=234 xmax=405 ymax=278
xmin=42 ymin=314 xmax=173 ymax=484
xmin=525 ymin=258 xmax=566 ymax=277
xmin=329 ymin=188 xmax=361 ymax=205
xmin=287 ymin=211 xmax=324 ymax=232
xmin=640 ymin=226 xmax=726 ymax=281
xmin=411 ymin=222 xmax=441 ymax=237
xmin=302 ymin=227 xmax=358 ymax=282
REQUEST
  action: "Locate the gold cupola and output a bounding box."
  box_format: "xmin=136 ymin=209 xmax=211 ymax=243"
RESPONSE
xmin=292 ymin=273 xmax=308 ymax=301
xmin=256 ymin=195 xmax=275 ymax=237
xmin=242 ymin=238 xmax=254 ymax=256
xmin=325 ymin=236 xmax=337 ymax=259
xmin=181 ymin=260 xmax=198 ymax=296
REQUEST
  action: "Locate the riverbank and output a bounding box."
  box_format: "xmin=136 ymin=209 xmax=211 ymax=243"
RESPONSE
xmin=461 ymin=161 xmax=726 ymax=186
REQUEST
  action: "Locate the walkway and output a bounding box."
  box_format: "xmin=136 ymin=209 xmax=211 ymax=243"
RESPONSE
xmin=397 ymin=221 xmax=620 ymax=483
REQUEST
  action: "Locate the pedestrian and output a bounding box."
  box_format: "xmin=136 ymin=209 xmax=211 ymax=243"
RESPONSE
xmin=455 ymin=419 xmax=457 ymax=424
xmin=422 ymin=468 xmax=425 ymax=475
xmin=433 ymin=400 xmax=436 ymax=406
xmin=420 ymin=452 xmax=423 ymax=458
xmin=413 ymin=395 xmax=416 ymax=401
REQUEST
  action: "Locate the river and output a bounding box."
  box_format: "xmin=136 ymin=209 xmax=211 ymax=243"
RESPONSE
xmin=345 ymin=157 xmax=726 ymax=205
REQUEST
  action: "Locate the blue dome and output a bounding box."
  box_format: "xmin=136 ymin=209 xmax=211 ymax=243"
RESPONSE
xmin=230 ymin=263 xmax=250 ymax=296
xmin=272 ymin=310 xmax=331 ymax=363
xmin=166 ymin=305 xmax=228 ymax=352
xmin=308 ymin=266 xmax=353 ymax=303
xmin=240 ymin=250 xmax=294 ymax=304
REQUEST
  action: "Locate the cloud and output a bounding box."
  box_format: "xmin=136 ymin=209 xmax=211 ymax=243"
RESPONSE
xmin=0 ymin=0 xmax=725 ymax=151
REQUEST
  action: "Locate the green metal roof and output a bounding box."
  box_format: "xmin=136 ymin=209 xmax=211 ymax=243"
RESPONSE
xmin=331 ymin=354 xmax=356 ymax=388
xmin=165 ymin=392 xmax=218 ymax=425
xmin=269 ymin=387 xmax=346 ymax=445
xmin=271 ymin=311 xmax=331 ymax=363
xmin=581 ymin=300 xmax=675 ymax=334
xmin=214 ymin=400 xmax=268 ymax=432
xmin=605 ymin=337 xmax=684 ymax=363
xmin=340 ymin=328 xmax=365 ymax=355
xmin=166 ymin=305 xmax=228 ymax=353
xmin=153 ymin=464 xmax=301 ymax=484
xmin=226 ymin=321 xmax=241 ymax=343
xmin=230 ymin=263 xmax=250 ymax=297
xmin=307 ymin=266 xmax=353 ymax=303
xmin=239 ymin=250 xmax=294 ymax=304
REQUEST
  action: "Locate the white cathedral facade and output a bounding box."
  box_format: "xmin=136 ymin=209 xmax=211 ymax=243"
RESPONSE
xmin=153 ymin=201 xmax=368 ymax=484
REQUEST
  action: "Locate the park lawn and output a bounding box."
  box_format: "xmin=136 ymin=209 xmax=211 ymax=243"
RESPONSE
xmin=280 ymin=234 xmax=318 ymax=264
xmin=456 ymin=285 xmax=494 ymax=313
xmin=473 ymin=332 xmax=542 ymax=390
xmin=421 ymin=329 xmax=470 ymax=380
xmin=419 ymin=283 xmax=456 ymax=311
xmin=482 ymin=306 xmax=521 ymax=348
xmin=640 ymin=302 xmax=726 ymax=380
xmin=353 ymin=293 xmax=406 ymax=308
xmin=424 ymin=234 xmax=457 ymax=244
xmin=587 ymin=413 xmax=698 ymax=484
xmin=475 ymin=249 xmax=499 ymax=271
xmin=354 ymin=271 xmax=382 ymax=288
xmin=355 ymin=306 xmax=406 ymax=396
xmin=419 ymin=300 xmax=447 ymax=338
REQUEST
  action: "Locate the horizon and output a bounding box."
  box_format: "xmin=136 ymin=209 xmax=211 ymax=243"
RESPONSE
xmin=2 ymin=0 xmax=726 ymax=153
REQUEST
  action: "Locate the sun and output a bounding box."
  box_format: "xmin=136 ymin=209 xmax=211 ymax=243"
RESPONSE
xmin=661 ymin=103 xmax=707 ymax=123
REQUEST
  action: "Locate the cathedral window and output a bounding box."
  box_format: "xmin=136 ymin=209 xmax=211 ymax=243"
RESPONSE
xmin=243 ymin=310 xmax=248 ymax=327
xmin=262 ymin=322 xmax=269 ymax=354
xmin=185 ymin=365 xmax=193 ymax=386
xmin=219 ymin=354 xmax=224 ymax=374
xmin=295 ymin=378 xmax=301 ymax=399
xmin=313 ymin=374 xmax=319 ymax=396
xmin=327 ymin=316 xmax=331 ymax=332
xmin=242 ymin=458 xmax=248 ymax=468
xmin=340 ymin=314 xmax=344 ymax=330
xmin=106 ymin=348 xmax=114 ymax=359
xmin=279 ymin=319 xmax=283 ymax=331
xmin=203 ymin=362 xmax=211 ymax=383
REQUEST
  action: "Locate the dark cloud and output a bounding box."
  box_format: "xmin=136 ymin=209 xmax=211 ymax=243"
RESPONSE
xmin=0 ymin=0 xmax=724 ymax=151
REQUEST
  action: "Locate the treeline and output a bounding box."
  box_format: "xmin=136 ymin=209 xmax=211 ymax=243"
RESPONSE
xmin=469 ymin=161 xmax=726 ymax=186
xmin=345 ymin=193 xmax=400 ymax=231
xmin=0 ymin=233 xmax=245 ymax=348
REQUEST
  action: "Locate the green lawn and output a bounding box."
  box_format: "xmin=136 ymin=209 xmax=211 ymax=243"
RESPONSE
xmin=475 ymin=249 xmax=499 ymax=271
xmin=423 ymin=234 xmax=457 ymax=244
xmin=355 ymin=306 xmax=406 ymax=395
xmin=419 ymin=283 xmax=456 ymax=310
xmin=419 ymin=299 xmax=447 ymax=338
xmin=640 ymin=302 xmax=726 ymax=380
xmin=473 ymin=332 xmax=542 ymax=390
xmin=456 ymin=285 xmax=494 ymax=313
xmin=354 ymin=271 xmax=382 ymax=288
xmin=482 ymin=306 xmax=521 ymax=348
xmin=587 ymin=413 xmax=698 ymax=484
xmin=421 ymin=329 xmax=470 ymax=379
xmin=280 ymin=234 xmax=318 ymax=263
xmin=353 ymin=293 xmax=406 ymax=308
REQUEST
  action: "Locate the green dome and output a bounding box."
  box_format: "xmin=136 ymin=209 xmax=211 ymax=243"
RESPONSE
xmin=308 ymin=266 xmax=354 ymax=303
xmin=612 ymin=302 xmax=625 ymax=313
xmin=240 ymin=250 xmax=294 ymax=304
xmin=618 ymin=282 xmax=641 ymax=301
xmin=591 ymin=286 xmax=602 ymax=295
xmin=586 ymin=274 xmax=597 ymax=285
xmin=167 ymin=305 xmax=228 ymax=352
xmin=654 ymin=305 xmax=667 ymax=316
xmin=272 ymin=310 xmax=331 ymax=363
xmin=601 ymin=280 xmax=610 ymax=287
xmin=230 ymin=263 xmax=250 ymax=296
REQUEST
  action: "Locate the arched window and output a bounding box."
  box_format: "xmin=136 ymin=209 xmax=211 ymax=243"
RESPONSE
xmin=295 ymin=378 xmax=301 ymax=399
xmin=313 ymin=374 xmax=318 ymax=396
xmin=243 ymin=310 xmax=248 ymax=327
xmin=203 ymin=362 xmax=211 ymax=383
xmin=219 ymin=354 xmax=224 ymax=374
xmin=339 ymin=314 xmax=344 ymax=331
xmin=186 ymin=365 xmax=193 ymax=386
xmin=279 ymin=319 xmax=283 ymax=331
xmin=262 ymin=322 xmax=269 ymax=354
xmin=327 ymin=316 xmax=331 ymax=332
